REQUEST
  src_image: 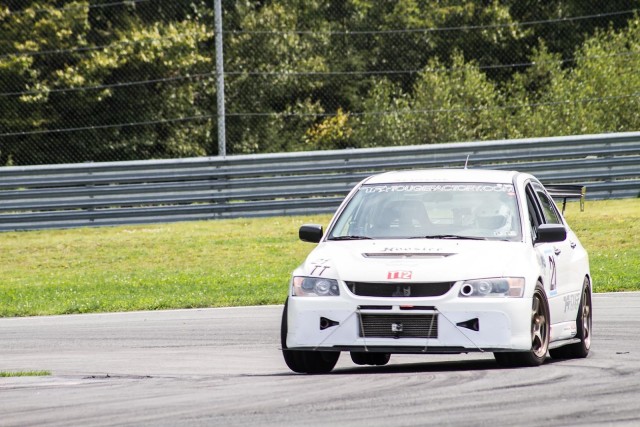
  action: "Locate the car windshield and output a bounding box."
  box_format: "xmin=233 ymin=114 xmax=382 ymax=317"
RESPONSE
xmin=328 ymin=182 xmax=522 ymax=241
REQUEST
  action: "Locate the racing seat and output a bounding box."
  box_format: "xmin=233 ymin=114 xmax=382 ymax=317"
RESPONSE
xmin=399 ymin=200 xmax=431 ymax=232
xmin=372 ymin=205 xmax=401 ymax=237
xmin=373 ymin=200 xmax=430 ymax=237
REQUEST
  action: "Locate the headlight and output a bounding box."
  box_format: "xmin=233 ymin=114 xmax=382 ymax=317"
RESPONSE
xmin=459 ymin=277 xmax=525 ymax=298
xmin=293 ymin=277 xmax=340 ymax=297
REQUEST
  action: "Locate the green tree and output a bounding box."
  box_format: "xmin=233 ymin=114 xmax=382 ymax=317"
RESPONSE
xmin=2 ymin=1 xmax=640 ymax=164
xmin=0 ymin=1 xmax=90 ymax=165
xmin=506 ymin=17 xmax=640 ymax=138
xmin=223 ymin=0 xmax=332 ymax=153
xmin=351 ymin=77 xmax=414 ymax=147
xmin=0 ymin=0 xmax=214 ymax=165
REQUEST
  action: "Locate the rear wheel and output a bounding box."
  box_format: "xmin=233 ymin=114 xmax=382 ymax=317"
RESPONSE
xmin=281 ymin=298 xmax=340 ymax=374
xmin=495 ymin=284 xmax=550 ymax=367
xmin=550 ymin=277 xmax=592 ymax=359
xmin=350 ymin=352 xmax=391 ymax=366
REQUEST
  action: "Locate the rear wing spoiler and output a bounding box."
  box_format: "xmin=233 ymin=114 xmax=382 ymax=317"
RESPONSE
xmin=545 ymin=184 xmax=586 ymax=214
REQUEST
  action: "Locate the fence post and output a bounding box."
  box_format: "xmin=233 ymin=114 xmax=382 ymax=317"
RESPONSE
xmin=214 ymin=0 xmax=226 ymax=157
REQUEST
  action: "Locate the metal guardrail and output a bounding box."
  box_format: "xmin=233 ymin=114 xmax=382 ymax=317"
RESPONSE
xmin=1 ymin=132 xmax=639 ymax=231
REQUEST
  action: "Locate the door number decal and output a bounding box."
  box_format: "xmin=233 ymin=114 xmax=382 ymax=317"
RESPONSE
xmin=548 ymin=256 xmax=557 ymax=291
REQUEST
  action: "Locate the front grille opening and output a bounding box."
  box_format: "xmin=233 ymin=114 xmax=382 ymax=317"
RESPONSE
xmin=346 ymin=281 xmax=454 ymax=297
xmin=359 ymin=314 xmax=438 ymax=339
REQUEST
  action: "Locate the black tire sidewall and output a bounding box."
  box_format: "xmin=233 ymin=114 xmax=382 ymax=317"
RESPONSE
xmin=281 ymin=298 xmax=340 ymax=374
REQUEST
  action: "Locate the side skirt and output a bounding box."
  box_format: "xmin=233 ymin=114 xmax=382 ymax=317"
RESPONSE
xmin=548 ymin=338 xmax=581 ymax=350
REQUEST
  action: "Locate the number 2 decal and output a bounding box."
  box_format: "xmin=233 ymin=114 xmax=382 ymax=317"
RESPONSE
xmin=548 ymin=255 xmax=557 ymax=291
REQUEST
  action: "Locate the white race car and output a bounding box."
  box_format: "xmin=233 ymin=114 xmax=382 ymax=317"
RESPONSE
xmin=281 ymin=169 xmax=592 ymax=373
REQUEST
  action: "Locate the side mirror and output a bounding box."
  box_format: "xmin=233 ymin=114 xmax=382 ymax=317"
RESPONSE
xmin=299 ymin=224 xmax=323 ymax=243
xmin=535 ymin=224 xmax=567 ymax=244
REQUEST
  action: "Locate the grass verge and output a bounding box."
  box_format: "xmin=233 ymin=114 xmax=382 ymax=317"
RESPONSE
xmin=564 ymin=198 xmax=640 ymax=292
xmin=0 ymin=215 xmax=328 ymax=317
xmin=0 ymin=370 xmax=51 ymax=377
xmin=0 ymin=199 xmax=637 ymax=317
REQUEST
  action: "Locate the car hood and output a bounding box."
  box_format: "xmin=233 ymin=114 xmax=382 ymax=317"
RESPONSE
xmin=300 ymin=239 xmax=524 ymax=283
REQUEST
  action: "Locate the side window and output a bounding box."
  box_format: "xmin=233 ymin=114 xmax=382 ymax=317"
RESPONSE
xmin=534 ymin=185 xmax=562 ymax=225
xmin=525 ymin=185 xmax=542 ymax=241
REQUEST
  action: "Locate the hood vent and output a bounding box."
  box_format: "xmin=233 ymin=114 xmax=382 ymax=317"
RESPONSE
xmin=362 ymin=252 xmax=455 ymax=259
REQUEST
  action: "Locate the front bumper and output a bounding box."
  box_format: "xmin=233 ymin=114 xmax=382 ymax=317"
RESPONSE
xmin=286 ymin=292 xmax=533 ymax=353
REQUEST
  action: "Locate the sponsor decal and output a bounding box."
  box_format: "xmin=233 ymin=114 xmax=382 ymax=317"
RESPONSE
xmin=564 ymin=293 xmax=581 ymax=313
xmin=387 ymin=270 xmax=412 ymax=280
xmin=381 ymin=247 xmax=445 ymax=253
xmin=361 ymin=184 xmax=515 ymax=193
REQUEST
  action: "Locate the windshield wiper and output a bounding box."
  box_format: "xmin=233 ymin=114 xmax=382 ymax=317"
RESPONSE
xmin=328 ymin=235 xmax=373 ymax=240
xmin=411 ymin=234 xmax=487 ymax=240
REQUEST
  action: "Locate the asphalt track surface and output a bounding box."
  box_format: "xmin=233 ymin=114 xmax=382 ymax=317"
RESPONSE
xmin=1 ymin=292 xmax=639 ymax=427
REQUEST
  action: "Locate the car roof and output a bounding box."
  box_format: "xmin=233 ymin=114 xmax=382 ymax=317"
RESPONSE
xmin=363 ymin=168 xmax=520 ymax=185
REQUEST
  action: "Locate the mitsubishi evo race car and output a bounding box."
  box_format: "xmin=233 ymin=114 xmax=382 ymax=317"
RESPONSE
xmin=281 ymin=169 xmax=592 ymax=373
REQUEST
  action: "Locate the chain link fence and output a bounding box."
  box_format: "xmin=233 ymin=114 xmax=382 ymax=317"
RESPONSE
xmin=1 ymin=0 xmax=640 ymax=165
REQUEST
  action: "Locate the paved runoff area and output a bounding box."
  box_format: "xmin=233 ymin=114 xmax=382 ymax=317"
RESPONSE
xmin=1 ymin=293 xmax=639 ymax=426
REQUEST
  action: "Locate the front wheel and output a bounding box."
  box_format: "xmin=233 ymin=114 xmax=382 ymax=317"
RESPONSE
xmin=550 ymin=277 xmax=592 ymax=359
xmin=281 ymin=298 xmax=340 ymax=374
xmin=495 ymin=284 xmax=550 ymax=367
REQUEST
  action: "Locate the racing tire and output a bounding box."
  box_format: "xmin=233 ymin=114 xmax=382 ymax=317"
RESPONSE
xmin=281 ymin=298 xmax=340 ymax=374
xmin=550 ymin=277 xmax=592 ymax=360
xmin=494 ymin=284 xmax=550 ymax=367
xmin=350 ymin=352 xmax=391 ymax=366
